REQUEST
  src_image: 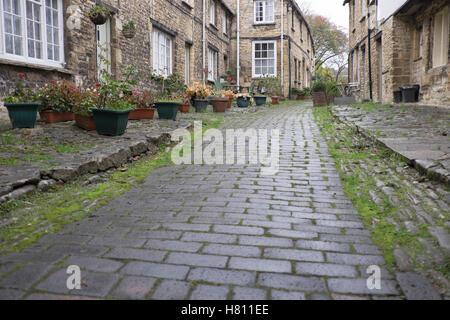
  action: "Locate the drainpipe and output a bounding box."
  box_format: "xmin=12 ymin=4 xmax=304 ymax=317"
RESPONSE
xmin=236 ymin=0 xmax=240 ymax=91
xmin=280 ymin=0 xmax=284 ymax=95
xmin=202 ymin=0 xmax=206 ymax=85
xmin=288 ymin=38 xmax=292 ymax=100
xmin=367 ymin=6 xmax=373 ymax=100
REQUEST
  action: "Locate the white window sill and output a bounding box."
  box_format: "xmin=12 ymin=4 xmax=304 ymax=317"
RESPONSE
xmin=0 ymin=57 xmax=72 ymax=74
xmin=254 ymin=22 xmax=276 ymax=26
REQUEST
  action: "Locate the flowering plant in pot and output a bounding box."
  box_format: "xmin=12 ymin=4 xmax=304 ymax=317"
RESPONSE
xmin=210 ymin=91 xmax=229 ymax=113
xmin=72 ymin=86 xmax=99 ymax=131
xmin=225 ymin=70 xmax=233 ymax=83
xmin=87 ymin=5 xmax=111 ymax=25
xmin=3 ymin=73 xmax=40 ymax=129
xmin=37 ymin=79 xmax=79 ymax=123
xmin=236 ymin=93 xmax=252 ymax=108
xmin=126 ymin=90 xmax=155 ymax=120
xmin=150 ymin=72 xmax=185 ymax=120
xmin=186 ymin=82 xmax=211 ymax=113
xmin=311 ymin=79 xmax=328 ymax=107
xmin=178 ymin=94 xmax=191 ymax=113
xmin=224 ymin=90 xmax=234 ymax=108
xmin=122 ymin=21 xmax=136 ymax=39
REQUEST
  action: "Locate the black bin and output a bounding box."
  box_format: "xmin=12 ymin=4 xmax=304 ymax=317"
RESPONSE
xmin=400 ymin=86 xmax=419 ymax=103
xmin=393 ymin=91 xmax=402 ymax=103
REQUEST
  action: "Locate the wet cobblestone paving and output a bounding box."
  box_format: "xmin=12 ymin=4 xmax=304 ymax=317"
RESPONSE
xmin=0 ymin=101 xmax=447 ymax=300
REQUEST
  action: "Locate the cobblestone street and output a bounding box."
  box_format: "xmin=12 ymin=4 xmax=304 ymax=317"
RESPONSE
xmin=0 ymin=102 xmax=447 ymax=300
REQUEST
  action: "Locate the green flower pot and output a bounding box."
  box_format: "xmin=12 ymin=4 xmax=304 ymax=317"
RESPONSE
xmin=237 ymin=97 xmax=250 ymax=108
xmin=155 ymin=102 xmax=179 ymax=120
xmin=90 ymin=108 xmax=131 ymax=136
xmin=4 ymin=102 xmax=40 ymax=128
xmin=254 ymin=96 xmax=267 ymax=106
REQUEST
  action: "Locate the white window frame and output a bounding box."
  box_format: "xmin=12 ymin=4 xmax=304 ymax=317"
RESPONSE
xmin=222 ymin=12 xmax=227 ymax=34
xmin=254 ymin=0 xmax=274 ymax=24
xmin=0 ymin=0 xmax=64 ymax=68
xmin=432 ymin=6 xmax=449 ymax=68
xmin=207 ymin=48 xmax=217 ymax=82
xmin=210 ymin=0 xmax=216 ymax=26
xmin=152 ymin=28 xmax=173 ymax=77
xmin=361 ymin=0 xmax=367 ymax=18
xmin=252 ymin=40 xmax=277 ymax=78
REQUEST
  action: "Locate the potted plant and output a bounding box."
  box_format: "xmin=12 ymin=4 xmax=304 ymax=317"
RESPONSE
xmin=72 ymin=85 xmax=100 ymax=131
xmin=178 ymin=94 xmax=191 ymax=113
xmin=225 ymin=70 xmax=233 ymax=83
xmin=127 ymin=90 xmax=156 ymax=120
xmin=325 ymin=81 xmax=340 ymax=105
xmin=224 ymin=90 xmax=234 ymax=109
xmin=2 ymin=73 xmax=40 ymax=129
xmin=91 ymin=99 xmax=134 ymax=136
xmin=38 ymin=80 xmax=78 ymax=123
xmin=253 ymin=95 xmax=267 ymax=106
xmin=154 ymin=94 xmax=181 ymax=120
xmin=122 ymin=21 xmax=136 ymax=39
xmin=87 ymin=5 xmax=111 ymax=25
xmin=186 ymin=81 xmax=211 ymax=113
xmin=210 ymin=91 xmax=229 ymax=113
xmin=259 ymin=76 xmax=281 ymax=105
xmin=236 ymin=93 xmax=251 ymax=108
xmin=312 ymin=79 xmax=328 ymax=107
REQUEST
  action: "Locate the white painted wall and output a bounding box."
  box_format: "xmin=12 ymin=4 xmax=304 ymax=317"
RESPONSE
xmin=377 ymin=0 xmax=408 ymax=21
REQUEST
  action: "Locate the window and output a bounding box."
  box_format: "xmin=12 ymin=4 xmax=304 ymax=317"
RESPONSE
xmin=185 ymin=44 xmax=191 ymax=85
xmin=0 ymin=0 xmax=64 ymax=66
xmin=152 ymin=28 xmax=172 ymax=77
xmin=361 ymin=0 xmax=367 ymax=18
xmin=415 ymin=26 xmax=423 ymax=59
xmin=207 ymin=48 xmax=218 ymax=82
xmin=210 ymin=0 xmax=216 ymax=26
xmin=252 ymin=40 xmax=276 ymax=77
xmin=223 ymin=12 xmax=227 ymax=34
xmin=432 ymin=6 xmax=449 ymax=68
xmin=254 ymin=0 xmax=274 ymax=24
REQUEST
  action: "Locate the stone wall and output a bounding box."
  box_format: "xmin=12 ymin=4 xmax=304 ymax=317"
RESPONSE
xmin=225 ymin=0 xmax=314 ymax=96
xmin=347 ymin=0 xmax=449 ymax=106
xmin=0 ymin=0 xmax=233 ymax=96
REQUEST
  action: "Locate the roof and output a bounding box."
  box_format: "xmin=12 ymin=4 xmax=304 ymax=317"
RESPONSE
xmin=218 ymin=0 xmax=235 ymax=16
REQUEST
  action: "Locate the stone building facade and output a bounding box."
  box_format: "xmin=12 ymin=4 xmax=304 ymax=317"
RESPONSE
xmin=225 ymin=0 xmax=315 ymax=96
xmin=0 ymin=0 xmax=313 ymax=97
xmin=344 ymin=0 xmax=449 ymax=106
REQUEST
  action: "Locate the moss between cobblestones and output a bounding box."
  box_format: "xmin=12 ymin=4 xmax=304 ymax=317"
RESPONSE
xmin=0 ymin=118 xmax=224 ymax=254
xmin=313 ymin=106 xmax=425 ymax=269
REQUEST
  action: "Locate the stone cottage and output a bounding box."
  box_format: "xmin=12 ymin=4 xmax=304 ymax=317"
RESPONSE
xmin=224 ymin=0 xmax=315 ymax=96
xmin=0 ymin=0 xmax=314 ymax=97
xmin=344 ymin=0 xmax=449 ymax=106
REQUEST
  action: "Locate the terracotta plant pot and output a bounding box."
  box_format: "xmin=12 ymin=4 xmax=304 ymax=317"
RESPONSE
xmin=75 ymin=114 xmax=96 ymax=131
xmin=226 ymin=95 xmax=233 ymax=108
xmin=178 ymin=103 xmax=190 ymax=113
xmin=271 ymin=96 xmax=279 ymax=104
xmin=312 ymin=92 xmax=328 ymax=107
xmin=296 ymin=94 xmax=307 ymax=100
xmin=211 ymin=97 xmax=228 ymax=113
xmin=129 ymin=108 xmax=155 ymax=120
xmin=226 ymin=75 xmax=232 ymax=83
xmin=39 ymin=110 xmax=74 ymax=123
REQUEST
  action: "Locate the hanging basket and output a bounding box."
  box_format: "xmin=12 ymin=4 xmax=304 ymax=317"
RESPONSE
xmin=89 ymin=11 xmax=108 ymax=25
xmin=122 ymin=28 xmax=136 ymax=39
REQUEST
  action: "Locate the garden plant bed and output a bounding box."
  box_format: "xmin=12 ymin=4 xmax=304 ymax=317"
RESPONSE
xmin=0 ymin=118 xmax=193 ymax=203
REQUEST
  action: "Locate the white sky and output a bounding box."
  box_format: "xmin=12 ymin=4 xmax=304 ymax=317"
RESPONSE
xmin=297 ymin=0 xmax=349 ymax=33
